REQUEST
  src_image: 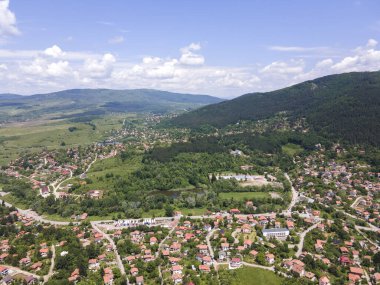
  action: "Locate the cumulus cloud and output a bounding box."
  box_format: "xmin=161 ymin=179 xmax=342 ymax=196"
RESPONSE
xmin=179 ymin=43 xmax=205 ymax=65
xmin=44 ymin=45 xmax=65 ymax=58
xmin=46 ymin=61 xmax=70 ymax=77
xmin=0 ymin=0 xmax=19 ymax=39
xmin=331 ymin=39 xmax=380 ymax=72
xmin=83 ymin=53 xmax=116 ymax=77
xmin=1 ymin=39 xmax=380 ymax=97
xmin=21 ymin=57 xmax=71 ymax=77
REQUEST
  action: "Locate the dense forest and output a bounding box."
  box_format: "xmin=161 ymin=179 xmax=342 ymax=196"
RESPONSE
xmin=171 ymin=71 xmax=380 ymax=145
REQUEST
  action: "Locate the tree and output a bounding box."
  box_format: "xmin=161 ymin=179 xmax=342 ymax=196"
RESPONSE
xmin=165 ymin=205 xmax=174 ymax=217
xmin=256 ymin=252 xmax=266 ymax=265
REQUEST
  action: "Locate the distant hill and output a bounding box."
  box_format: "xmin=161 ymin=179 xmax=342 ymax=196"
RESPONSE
xmin=171 ymin=71 xmax=380 ymax=145
xmin=0 ymin=89 xmax=223 ymax=122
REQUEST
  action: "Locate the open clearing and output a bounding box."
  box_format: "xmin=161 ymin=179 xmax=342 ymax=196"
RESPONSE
xmin=281 ymin=143 xmax=304 ymax=156
xmin=65 ymin=154 xmax=143 ymax=193
xmin=219 ymin=192 xmax=271 ymax=200
xmin=0 ymin=114 xmax=125 ymax=165
xmin=231 ymin=267 xmax=283 ymax=285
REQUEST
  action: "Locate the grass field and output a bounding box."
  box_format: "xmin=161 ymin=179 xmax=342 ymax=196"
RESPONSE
xmin=142 ymin=209 xmax=165 ymax=218
xmin=44 ymin=213 xmax=122 ymax=222
xmin=282 ymin=143 xmax=304 ymax=156
xmin=219 ymin=191 xmax=271 ymax=200
xmin=0 ymin=114 xmax=125 ymax=165
xmin=65 ymin=154 xmax=143 ymax=193
xmin=142 ymin=207 xmax=209 ymax=218
xmin=232 ymin=267 xmax=283 ymax=285
xmin=1 ymin=194 xmax=29 ymax=210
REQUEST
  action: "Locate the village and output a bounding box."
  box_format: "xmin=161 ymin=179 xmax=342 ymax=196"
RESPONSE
xmin=1 ymin=159 xmax=379 ymax=285
xmin=0 ymin=119 xmax=379 ymax=284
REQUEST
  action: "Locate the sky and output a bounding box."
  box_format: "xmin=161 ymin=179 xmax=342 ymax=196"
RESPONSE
xmin=0 ymin=0 xmax=380 ymax=98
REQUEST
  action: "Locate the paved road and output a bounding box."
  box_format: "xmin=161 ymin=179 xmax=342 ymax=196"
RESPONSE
xmin=284 ymin=173 xmax=298 ymax=214
xmin=157 ymin=218 xmax=179 ymax=256
xmin=43 ymin=245 xmax=56 ymax=283
xmin=241 ymin=261 xmax=275 ymax=271
xmin=91 ymin=222 xmax=126 ymax=278
xmin=295 ymin=221 xmax=321 ymax=257
xmin=52 ymin=170 xmax=73 ymax=198
xmin=206 ymin=228 xmax=217 ymax=261
xmin=355 ymin=226 xmax=380 ymax=249
xmin=0 ymin=193 xmax=73 ymax=226
xmin=356 ymin=225 xmax=379 ymax=232
xmin=231 ymin=229 xmax=239 ymax=244
xmin=80 ymin=154 xmax=98 ymax=177
xmin=350 ymin=196 xmax=364 ymax=209
xmin=340 ymin=210 xmax=379 ymax=231
xmin=5 ymin=265 xmax=40 ymax=279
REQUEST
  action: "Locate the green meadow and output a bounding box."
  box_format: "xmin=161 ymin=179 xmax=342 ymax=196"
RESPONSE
xmin=0 ymin=114 xmax=125 ymax=165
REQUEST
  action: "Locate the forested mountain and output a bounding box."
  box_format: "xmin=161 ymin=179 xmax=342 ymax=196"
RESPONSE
xmin=171 ymin=71 xmax=380 ymax=145
xmin=0 ymin=89 xmax=223 ymax=122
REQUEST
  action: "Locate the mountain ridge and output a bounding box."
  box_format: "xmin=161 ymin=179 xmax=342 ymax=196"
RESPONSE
xmin=171 ymin=71 xmax=380 ymax=145
xmin=0 ymin=88 xmax=223 ymax=122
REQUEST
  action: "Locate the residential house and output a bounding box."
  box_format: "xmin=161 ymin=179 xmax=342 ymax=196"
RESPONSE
xmin=265 ymin=253 xmax=275 ymax=265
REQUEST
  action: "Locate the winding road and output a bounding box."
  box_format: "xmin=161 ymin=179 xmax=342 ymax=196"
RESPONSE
xmin=51 ymin=169 xmax=73 ymax=198
xmin=295 ymin=221 xmax=321 ymax=257
xmin=80 ymin=154 xmax=98 ymax=178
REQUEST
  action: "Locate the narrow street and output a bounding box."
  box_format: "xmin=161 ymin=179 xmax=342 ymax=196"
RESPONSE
xmin=284 ymin=173 xmax=298 ymax=214
xmin=295 ymin=221 xmax=321 ymax=257
xmin=241 ymin=261 xmax=275 ymax=272
xmin=91 ymin=222 xmax=126 ymax=277
xmin=43 ymin=245 xmax=56 ymax=283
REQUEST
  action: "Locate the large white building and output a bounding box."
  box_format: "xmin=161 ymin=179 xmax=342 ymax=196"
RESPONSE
xmin=262 ymin=228 xmax=289 ymax=240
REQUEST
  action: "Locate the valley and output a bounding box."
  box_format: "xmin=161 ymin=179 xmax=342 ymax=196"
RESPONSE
xmin=0 ymin=72 xmax=379 ymax=285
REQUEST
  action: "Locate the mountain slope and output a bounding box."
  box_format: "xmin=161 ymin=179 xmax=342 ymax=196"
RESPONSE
xmin=0 ymin=89 xmax=223 ymax=122
xmin=171 ymin=71 xmax=380 ymax=145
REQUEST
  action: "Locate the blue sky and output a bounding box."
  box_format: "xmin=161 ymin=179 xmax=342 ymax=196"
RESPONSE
xmin=0 ymin=0 xmax=380 ymax=97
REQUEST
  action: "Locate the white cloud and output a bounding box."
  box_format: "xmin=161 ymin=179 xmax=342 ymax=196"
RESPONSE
xmin=46 ymin=61 xmax=70 ymax=77
xmin=142 ymin=56 xmax=161 ymax=64
xmin=21 ymin=57 xmax=71 ymax=77
xmin=180 ymin=43 xmax=201 ymax=53
xmin=269 ymin=46 xmax=330 ymax=53
xmin=179 ymin=43 xmax=205 ymax=65
xmin=108 ymin=35 xmax=124 ymax=44
xmin=0 ymin=0 xmax=20 ymax=40
xmin=260 ymin=60 xmax=304 ymax=75
xmin=331 ymin=40 xmax=380 ymax=72
xmin=83 ymin=53 xmax=116 ymax=77
xmin=1 ymin=39 xmax=380 ymax=98
xmin=44 ymin=45 xmax=65 ymax=58
xmin=367 ymin=38 xmax=378 ymax=48
xmin=315 ymin=58 xmax=333 ymax=69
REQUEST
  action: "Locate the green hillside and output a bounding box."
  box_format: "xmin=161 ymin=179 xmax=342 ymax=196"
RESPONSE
xmin=171 ymin=71 xmax=380 ymax=145
xmin=0 ymin=89 xmax=223 ymax=123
